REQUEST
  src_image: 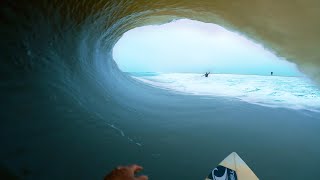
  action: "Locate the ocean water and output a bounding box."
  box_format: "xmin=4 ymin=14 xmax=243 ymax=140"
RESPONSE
xmin=132 ymin=73 xmax=320 ymax=112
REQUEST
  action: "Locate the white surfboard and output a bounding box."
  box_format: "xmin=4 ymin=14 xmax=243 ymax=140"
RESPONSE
xmin=205 ymin=152 xmax=259 ymax=180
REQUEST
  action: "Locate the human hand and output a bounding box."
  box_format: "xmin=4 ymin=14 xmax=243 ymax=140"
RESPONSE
xmin=104 ymin=164 xmax=148 ymax=180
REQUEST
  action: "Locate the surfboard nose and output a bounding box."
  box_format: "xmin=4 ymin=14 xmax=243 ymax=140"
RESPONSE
xmin=205 ymin=152 xmax=259 ymax=180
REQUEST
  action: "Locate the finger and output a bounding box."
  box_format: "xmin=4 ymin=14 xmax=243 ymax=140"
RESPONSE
xmin=128 ymin=164 xmax=143 ymax=173
xmin=136 ymin=175 xmax=148 ymax=180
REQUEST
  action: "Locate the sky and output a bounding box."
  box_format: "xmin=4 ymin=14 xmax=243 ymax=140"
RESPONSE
xmin=113 ymin=19 xmax=302 ymax=76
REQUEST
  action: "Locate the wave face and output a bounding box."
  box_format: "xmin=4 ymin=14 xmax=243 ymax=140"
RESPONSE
xmin=1 ymin=1 xmax=320 ymax=179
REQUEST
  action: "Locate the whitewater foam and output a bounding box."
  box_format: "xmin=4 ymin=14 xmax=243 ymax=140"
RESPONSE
xmin=132 ymin=73 xmax=320 ymax=112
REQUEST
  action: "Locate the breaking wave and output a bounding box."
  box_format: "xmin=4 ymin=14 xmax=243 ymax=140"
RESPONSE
xmin=1 ymin=1 xmax=320 ymax=179
xmin=133 ymin=73 xmax=320 ymax=112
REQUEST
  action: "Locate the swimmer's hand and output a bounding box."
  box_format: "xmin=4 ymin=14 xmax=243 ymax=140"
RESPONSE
xmin=104 ymin=164 xmax=148 ymax=180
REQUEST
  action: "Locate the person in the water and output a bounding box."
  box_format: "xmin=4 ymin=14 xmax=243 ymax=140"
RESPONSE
xmin=204 ymin=72 xmax=210 ymax=77
xmin=104 ymin=164 xmax=148 ymax=180
xmin=271 ymin=71 xmax=273 ymax=76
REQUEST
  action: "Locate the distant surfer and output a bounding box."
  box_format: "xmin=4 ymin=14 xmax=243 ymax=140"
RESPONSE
xmin=271 ymin=72 xmax=273 ymax=76
xmin=204 ymin=72 xmax=210 ymax=77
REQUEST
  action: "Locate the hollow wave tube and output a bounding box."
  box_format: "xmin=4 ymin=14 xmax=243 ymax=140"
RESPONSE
xmin=1 ymin=1 xmax=320 ymax=179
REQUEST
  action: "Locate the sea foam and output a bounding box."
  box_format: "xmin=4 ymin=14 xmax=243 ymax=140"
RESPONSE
xmin=133 ymin=73 xmax=320 ymax=112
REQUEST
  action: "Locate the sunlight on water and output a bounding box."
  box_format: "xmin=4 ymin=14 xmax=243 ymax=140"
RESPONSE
xmin=132 ymin=73 xmax=320 ymax=112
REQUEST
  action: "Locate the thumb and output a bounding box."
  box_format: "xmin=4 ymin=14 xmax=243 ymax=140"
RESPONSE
xmin=136 ymin=175 xmax=148 ymax=180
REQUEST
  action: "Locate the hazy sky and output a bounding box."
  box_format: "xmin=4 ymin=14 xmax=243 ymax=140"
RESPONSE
xmin=113 ymin=19 xmax=302 ymax=76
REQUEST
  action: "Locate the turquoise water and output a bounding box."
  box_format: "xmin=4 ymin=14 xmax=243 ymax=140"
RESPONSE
xmin=132 ymin=73 xmax=320 ymax=112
